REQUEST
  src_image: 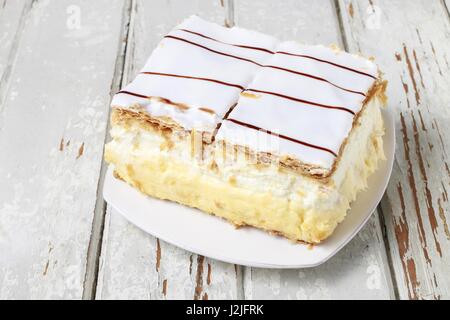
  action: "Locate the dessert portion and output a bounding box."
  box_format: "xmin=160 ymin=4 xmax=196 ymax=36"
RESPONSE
xmin=105 ymin=16 xmax=387 ymax=243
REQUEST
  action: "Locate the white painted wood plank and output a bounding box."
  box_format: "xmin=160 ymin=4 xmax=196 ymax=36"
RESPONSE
xmin=234 ymin=0 xmax=341 ymax=45
xmin=0 ymin=0 xmax=31 ymax=81
xmin=81 ymin=0 xmax=133 ymax=300
xmin=96 ymin=0 xmax=240 ymax=300
xmin=0 ymin=0 xmax=126 ymax=299
xmin=339 ymin=0 xmax=450 ymax=299
xmin=444 ymin=0 xmax=450 ymax=17
xmin=234 ymin=0 xmax=394 ymax=300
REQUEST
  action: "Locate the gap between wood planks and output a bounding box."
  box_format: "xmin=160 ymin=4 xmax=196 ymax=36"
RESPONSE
xmin=376 ymin=201 xmax=401 ymax=299
xmin=332 ymin=0 xmax=349 ymax=53
xmin=82 ymin=0 xmax=134 ymax=300
xmin=223 ymin=0 xmax=247 ymax=301
xmin=442 ymin=0 xmax=450 ymax=21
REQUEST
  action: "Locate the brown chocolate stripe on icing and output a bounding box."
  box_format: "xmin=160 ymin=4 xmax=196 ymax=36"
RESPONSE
xmin=116 ymin=90 xmax=216 ymax=115
xmin=262 ymin=65 xmax=366 ymax=96
xmin=117 ymin=90 xmax=148 ymax=99
xmin=119 ymin=84 xmax=355 ymax=116
xmin=164 ymin=35 xmax=367 ymax=96
xmin=244 ymin=88 xmax=356 ymax=115
xmin=175 ymin=29 xmax=377 ymax=79
xmin=276 ymin=51 xmax=377 ymax=80
xmin=198 ymin=107 xmax=216 ymax=114
xmin=116 ymin=91 xmax=189 ymax=110
xmin=178 ymin=28 xmax=274 ymax=54
xmin=139 ymin=71 xmax=245 ymax=90
xmin=164 ymin=35 xmax=263 ymax=67
xmin=225 ymin=118 xmax=338 ymax=157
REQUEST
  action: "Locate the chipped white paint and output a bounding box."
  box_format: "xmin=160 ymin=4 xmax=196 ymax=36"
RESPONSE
xmin=340 ymin=0 xmax=450 ymax=299
xmin=96 ymin=0 xmax=239 ymax=300
xmin=0 ymin=0 xmax=126 ymax=299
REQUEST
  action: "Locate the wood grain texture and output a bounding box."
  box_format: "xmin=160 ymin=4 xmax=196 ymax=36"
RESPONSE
xmin=82 ymin=0 xmax=133 ymax=299
xmin=0 ymin=0 xmax=126 ymax=299
xmin=234 ymin=0 xmax=341 ymax=45
xmin=444 ymin=0 xmax=450 ymax=18
xmin=234 ymin=0 xmax=394 ymax=299
xmin=339 ymin=0 xmax=450 ymax=299
xmin=95 ymin=0 xmax=241 ymax=300
xmin=244 ymin=218 xmax=393 ymax=299
xmin=0 ymin=0 xmax=33 ymax=108
xmin=0 ymin=0 xmax=31 ymax=81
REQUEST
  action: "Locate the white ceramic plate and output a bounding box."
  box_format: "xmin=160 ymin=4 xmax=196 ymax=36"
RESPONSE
xmin=103 ymin=108 xmax=395 ymax=268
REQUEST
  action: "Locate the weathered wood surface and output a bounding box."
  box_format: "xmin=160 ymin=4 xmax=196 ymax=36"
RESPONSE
xmin=234 ymin=0 xmax=341 ymax=44
xmin=95 ymin=0 xmax=241 ymax=300
xmin=0 ymin=0 xmax=126 ymax=299
xmin=339 ymin=0 xmax=450 ymax=299
xmin=235 ymin=0 xmax=394 ymax=300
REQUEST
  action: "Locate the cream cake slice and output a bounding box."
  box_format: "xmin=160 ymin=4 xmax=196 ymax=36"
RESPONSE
xmin=105 ymin=16 xmax=387 ymax=244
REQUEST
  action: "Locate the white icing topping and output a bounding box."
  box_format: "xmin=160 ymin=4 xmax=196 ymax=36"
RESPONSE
xmin=111 ymin=15 xmax=277 ymax=132
xmin=216 ymin=42 xmax=377 ymax=169
xmin=276 ymin=42 xmax=377 ymax=78
xmin=177 ymin=15 xmax=279 ymax=51
xmin=111 ymin=15 xmax=379 ymax=169
xmin=216 ymin=92 xmax=349 ymax=167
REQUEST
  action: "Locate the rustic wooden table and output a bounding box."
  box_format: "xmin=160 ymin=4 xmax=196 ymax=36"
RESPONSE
xmin=0 ymin=0 xmax=449 ymax=300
